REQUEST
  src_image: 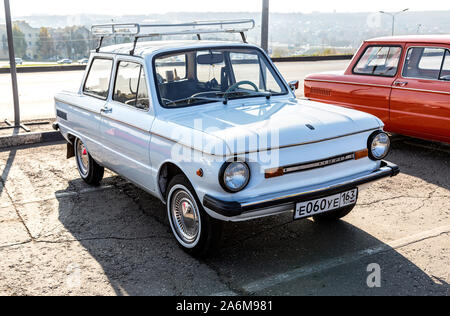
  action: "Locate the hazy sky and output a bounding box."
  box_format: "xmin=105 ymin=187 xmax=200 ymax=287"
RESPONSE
xmin=4 ymin=0 xmax=450 ymax=16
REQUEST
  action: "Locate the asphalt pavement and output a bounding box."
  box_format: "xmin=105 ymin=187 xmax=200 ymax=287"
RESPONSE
xmin=0 ymin=139 xmax=448 ymax=296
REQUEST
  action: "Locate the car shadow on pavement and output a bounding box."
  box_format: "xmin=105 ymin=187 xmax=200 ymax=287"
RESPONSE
xmin=0 ymin=149 xmax=16 ymax=195
xmin=55 ymin=177 xmax=449 ymax=296
xmin=389 ymin=138 xmax=449 ymax=191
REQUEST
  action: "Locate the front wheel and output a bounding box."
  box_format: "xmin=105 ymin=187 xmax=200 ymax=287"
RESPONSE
xmin=167 ymin=175 xmax=223 ymax=257
xmin=74 ymin=138 xmax=104 ymax=186
xmin=313 ymin=205 xmax=356 ymax=223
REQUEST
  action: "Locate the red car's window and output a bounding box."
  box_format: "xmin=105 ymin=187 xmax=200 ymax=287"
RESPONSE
xmin=403 ymin=47 xmax=447 ymax=80
xmin=440 ymin=50 xmax=450 ymax=81
xmin=353 ymin=46 xmax=402 ymax=77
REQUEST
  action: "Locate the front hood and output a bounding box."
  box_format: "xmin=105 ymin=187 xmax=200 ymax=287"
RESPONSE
xmin=161 ymin=98 xmax=382 ymax=155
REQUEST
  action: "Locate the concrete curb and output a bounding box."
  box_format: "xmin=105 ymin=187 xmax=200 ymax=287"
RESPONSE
xmin=0 ymin=65 xmax=86 ymax=74
xmin=272 ymin=55 xmax=354 ymax=62
xmin=0 ymin=131 xmax=64 ymax=150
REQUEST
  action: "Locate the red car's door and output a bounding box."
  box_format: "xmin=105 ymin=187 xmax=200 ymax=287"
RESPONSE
xmin=390 ymin=44 xmax=450 ymax=143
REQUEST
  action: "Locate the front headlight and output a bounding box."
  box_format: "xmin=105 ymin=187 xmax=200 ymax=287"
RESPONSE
xmin=220 ymin=162 xmax=250 ymax=193
xmin=368 ymin=131 xmax=391 ymax=160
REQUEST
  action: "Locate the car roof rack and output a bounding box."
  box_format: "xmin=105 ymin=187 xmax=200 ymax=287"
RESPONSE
xmin=91 ymin=19 xmax=256 ymax=55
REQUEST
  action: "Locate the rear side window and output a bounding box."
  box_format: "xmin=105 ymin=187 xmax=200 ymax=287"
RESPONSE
xmin=353 ymin=46 xmax=402 ymax=77
xmin=83 ymin=58 xmax=113 ymax=99
xmin=403 ymin=47 xmax=447 ymax=80
xmin=113 ymin=61 xmax=149 ymax=110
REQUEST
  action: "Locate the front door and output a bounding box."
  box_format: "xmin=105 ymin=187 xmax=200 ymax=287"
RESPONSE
xmin=100 ymin=59 xmax=156 ymax=192
xmin=390 ymin=45 xmax=450 ymax=143
xmin=347 ymin=45 xmax=404 ymax=125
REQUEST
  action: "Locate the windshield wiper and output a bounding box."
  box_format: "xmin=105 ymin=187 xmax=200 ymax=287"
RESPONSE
xmin=164 ymin=96 xmax=223 ymax=108
xmin=224 ymin=90 xmax=272 ymax=104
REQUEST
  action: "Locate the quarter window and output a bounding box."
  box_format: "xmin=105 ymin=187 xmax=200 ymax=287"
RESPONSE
xmin=113 ymin=61 xmax=149 ymax=110
xmin=403 ymin=47 xmax=447 ymax=80
xmin=83 ymin=58 xmax=113 ymax=99
xmin=353 ymin=46 xmax=402 ymax=77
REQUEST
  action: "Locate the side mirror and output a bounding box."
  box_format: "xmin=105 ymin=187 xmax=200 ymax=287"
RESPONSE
xmin=440 ymin=75 xmax=450 ymax=81
xmin=289 ymin=80 xmax=300 ymax=92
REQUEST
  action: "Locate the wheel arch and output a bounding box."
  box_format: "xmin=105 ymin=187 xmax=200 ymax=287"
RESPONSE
xmin=157 ymin=161 xmax=194 ymax=203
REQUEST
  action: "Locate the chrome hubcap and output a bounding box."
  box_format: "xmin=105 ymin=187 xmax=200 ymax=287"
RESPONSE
xmin=76 ymin=140 xmax=89 ymax=176
xmin=171 ymin=190 xmax=200 ymax=244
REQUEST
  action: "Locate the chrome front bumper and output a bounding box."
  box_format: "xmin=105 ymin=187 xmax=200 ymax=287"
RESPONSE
xmin=203 ymin=161 xmax=400 ymax=221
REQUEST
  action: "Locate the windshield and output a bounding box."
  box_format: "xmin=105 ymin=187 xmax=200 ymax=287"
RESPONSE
xmin=154 ymin=47 xmax=288 ymax=108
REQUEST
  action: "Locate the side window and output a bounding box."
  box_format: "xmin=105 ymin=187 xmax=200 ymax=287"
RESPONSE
xmin=154 ymin=54 xmax=186 ymax=84
xmin=439 ymin=50 xmax=450 ymax=81
xmin=84 ymin=58 xmax=113 ymax=99
xmin=403 ymin=47 xmax=446 ymax=80
xmin=113 ymin=61 xmax=149 ymax=110
xmin=353 ymin=46 xmax=402 ymax=77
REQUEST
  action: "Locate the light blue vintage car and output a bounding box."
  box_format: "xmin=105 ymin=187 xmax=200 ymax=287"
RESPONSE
xmin=54 ymin=20 xmax=399 ymax=256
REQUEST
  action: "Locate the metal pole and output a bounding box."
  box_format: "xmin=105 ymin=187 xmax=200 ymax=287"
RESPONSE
xmin=380 ymin=9 xmax=408 ymax=37
xmin=261 ymin=0 xmax=269 ymax=53
xmin=392 ymin=16 xmax=395 ymax=36
xmin=3 ymin=0 xmax=20 ymax=126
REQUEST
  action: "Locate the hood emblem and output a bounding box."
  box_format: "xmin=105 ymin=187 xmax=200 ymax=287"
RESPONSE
xmin=306 ymin=124 xmax=315 ymax=130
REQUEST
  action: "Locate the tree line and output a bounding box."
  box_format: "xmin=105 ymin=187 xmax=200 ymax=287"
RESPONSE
xmin=1 ymin=24 xmax=96 ymax=61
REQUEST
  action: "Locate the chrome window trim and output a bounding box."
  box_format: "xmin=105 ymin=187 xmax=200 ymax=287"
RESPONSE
xmin=82 ymin=57 xmax=115 ymax=101
xmin=401 ymin=46 xmax=450 ymax=82
xmin=352 ymin=45 xmax=403 ymax=78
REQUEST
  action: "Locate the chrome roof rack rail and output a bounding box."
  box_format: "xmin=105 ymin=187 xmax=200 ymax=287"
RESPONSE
xmin=91 ymin=19 xmax=255 ymax=55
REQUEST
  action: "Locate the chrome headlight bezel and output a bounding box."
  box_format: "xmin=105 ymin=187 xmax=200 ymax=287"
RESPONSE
xmin=219 ymin=161 xmax=251 ymax=193
xmin=368 ymin=131 xmax=391 ymax=160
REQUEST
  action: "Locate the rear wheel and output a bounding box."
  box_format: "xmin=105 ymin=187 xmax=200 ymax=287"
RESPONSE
xmin=75 ymin=138 xmax=104 ymax=186
xmin=167 ymin=174 xmax=223 ymax=257
xmin=313 ymin=205 xmax=356 ymax=223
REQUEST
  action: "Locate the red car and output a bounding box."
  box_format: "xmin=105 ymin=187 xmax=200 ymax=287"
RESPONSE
xmin=304 ymin=35 xmax=450 ymax=144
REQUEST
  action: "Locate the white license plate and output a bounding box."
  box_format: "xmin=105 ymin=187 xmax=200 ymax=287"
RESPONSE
xmin=294 ymin=189 xmax=358 ymax=220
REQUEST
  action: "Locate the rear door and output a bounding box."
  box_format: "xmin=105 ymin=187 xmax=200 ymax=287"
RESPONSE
xmin=100 ymin=57 xmax=156 ymax=192
xmin=390 ymin=44 xmax=450 ymax=143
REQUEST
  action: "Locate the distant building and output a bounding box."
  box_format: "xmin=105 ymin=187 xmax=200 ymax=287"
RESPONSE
xmin=0 ymin=25 xmax=8 ymax=60
xmin=0 ymin=21 xmax=40 ymax=60
xmin=14 ymin=21 xmax=40 ymax=59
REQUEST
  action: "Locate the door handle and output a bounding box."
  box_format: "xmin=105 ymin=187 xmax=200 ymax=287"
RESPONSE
xmin=394 ymin=81 xmax=408 ymax=87
xmin=101 ymin=106 xmax=113 ymax=114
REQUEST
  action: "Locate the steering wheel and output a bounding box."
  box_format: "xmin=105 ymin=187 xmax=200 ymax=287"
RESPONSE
xmin=225 ymin=81 xmax=259 ymax=94
xmin=224 ymin=81 xmax=259 ymax=96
